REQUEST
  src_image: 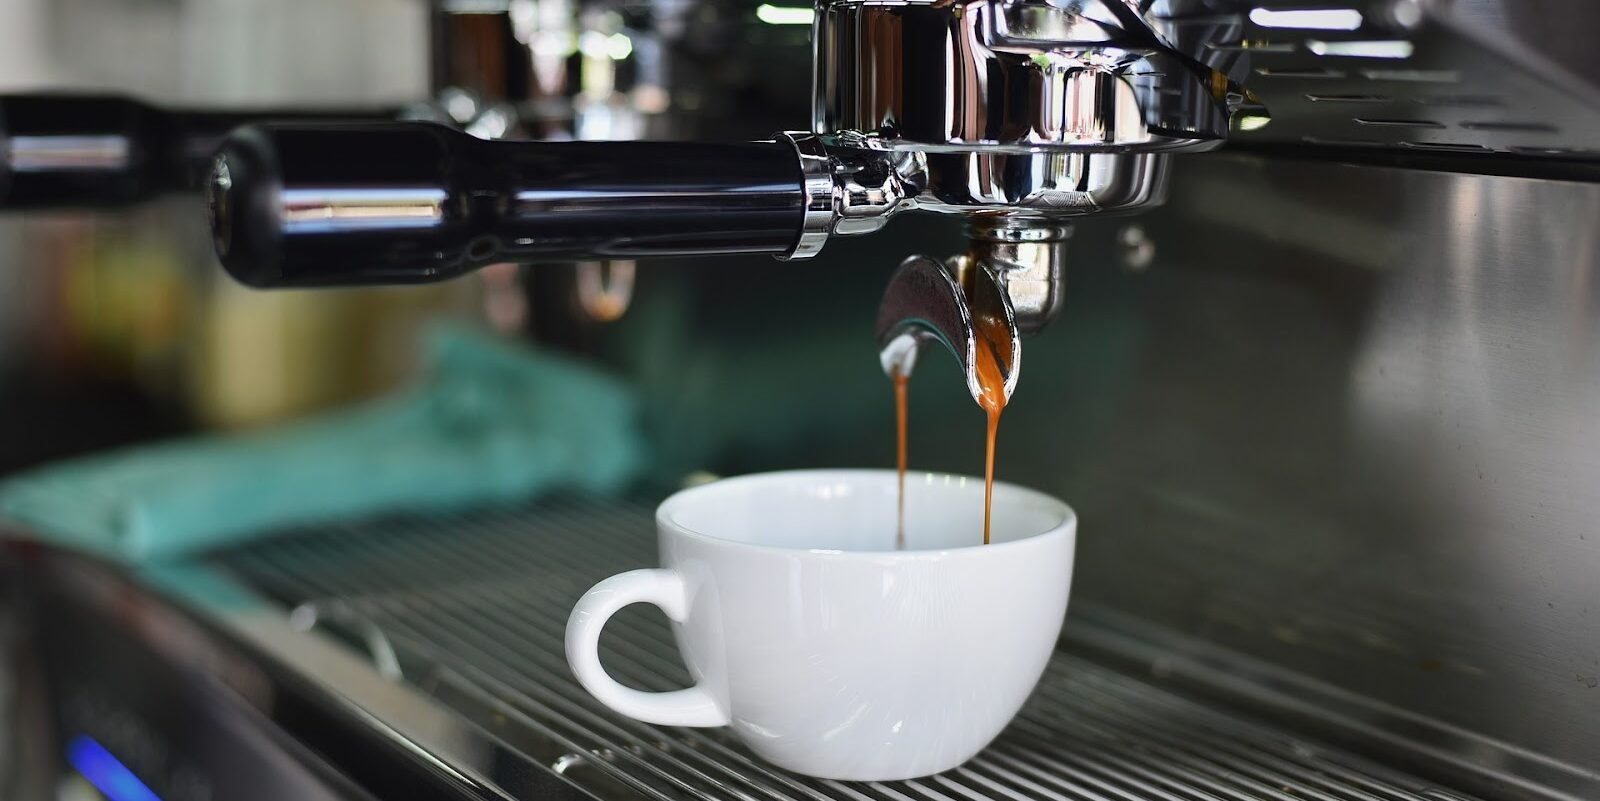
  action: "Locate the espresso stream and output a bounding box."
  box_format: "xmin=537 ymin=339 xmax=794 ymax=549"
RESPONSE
xmin=894 ymin=294 xmax=1012 ymax=547
xmin=894 ymin=369 xmax=909 ymax=549
xmin=973 ymin=335 xmax=1006 ymax=545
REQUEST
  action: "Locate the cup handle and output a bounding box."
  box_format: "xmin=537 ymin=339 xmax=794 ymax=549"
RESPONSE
xmin=566 ymin=569 xmax=730 ymax=727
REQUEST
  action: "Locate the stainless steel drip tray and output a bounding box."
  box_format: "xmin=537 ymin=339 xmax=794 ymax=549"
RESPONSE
xmin=210 ymin=498 xmax=1480 ymax=801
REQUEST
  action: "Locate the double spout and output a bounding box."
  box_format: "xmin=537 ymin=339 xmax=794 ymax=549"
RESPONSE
xmin=876 ymin=256 xmax=1021 ymax=409
xmin=874 ymin=220 xmax=1068 ymax=408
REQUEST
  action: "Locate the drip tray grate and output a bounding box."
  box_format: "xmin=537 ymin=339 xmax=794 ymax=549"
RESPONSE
xmin=215 ymin=498 xmax=1477 ymax=801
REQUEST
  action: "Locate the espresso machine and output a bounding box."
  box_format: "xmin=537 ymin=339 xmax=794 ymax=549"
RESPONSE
xmin=199 ymin=0 xmax=1243 ymax=397
xmin=6 ymin=1 xmax=1600 ymax=801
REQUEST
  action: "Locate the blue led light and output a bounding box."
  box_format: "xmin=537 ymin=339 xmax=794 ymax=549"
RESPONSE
xmin=65 ymin=735 xmax=164 ymax=801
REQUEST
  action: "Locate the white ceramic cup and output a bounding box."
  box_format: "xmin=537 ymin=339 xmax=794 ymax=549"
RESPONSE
xmin=565 ymin=469 xmax=1076 ymax=781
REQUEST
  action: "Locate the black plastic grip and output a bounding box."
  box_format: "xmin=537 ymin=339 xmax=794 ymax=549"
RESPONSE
xmin=206 ymin=122 xmax=807 ymax=288
xmin=0 ymin=94 xmax=396 ymax=209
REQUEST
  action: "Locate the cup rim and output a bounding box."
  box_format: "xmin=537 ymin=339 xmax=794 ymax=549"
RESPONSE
xmin=655 ymin=468 xmax=1075 ymax=560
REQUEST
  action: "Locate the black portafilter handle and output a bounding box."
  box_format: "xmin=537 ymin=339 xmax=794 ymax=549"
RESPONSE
xmin=206 ymin=122 xmax=809 ymax=288
xmin=0 ymin=93 xmax=397 ymax=209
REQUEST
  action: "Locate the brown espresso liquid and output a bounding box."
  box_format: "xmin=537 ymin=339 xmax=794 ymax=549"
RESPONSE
xmin=973 ymin=338 xmax=1006 ymax=545
xmin=894 ymin=369 xmax=909 ymax=549
xmin=966 ymin=263 xmax=1014 ymax=546
xmin=891 ymin=274 xmax=1013 ymax=547
xmin=892 ymin=350 xmax=1006 ymax=546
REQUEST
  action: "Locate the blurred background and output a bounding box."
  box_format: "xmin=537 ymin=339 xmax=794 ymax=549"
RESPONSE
xmin=1 ymin=1 xmax=1598 ymax=800
xmin=0 ymin=0 xmax=446 ymax=464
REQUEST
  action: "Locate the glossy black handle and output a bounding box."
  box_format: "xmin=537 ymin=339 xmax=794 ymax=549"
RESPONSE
xmin=206 ymin=122 xmax=807 ymax=288
xmin=0 ymin=94 xmax=397 ymax=209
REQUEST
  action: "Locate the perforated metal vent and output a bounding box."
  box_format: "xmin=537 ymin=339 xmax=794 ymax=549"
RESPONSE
xmin=1157 ymin=1 xmax=1600 ymax=157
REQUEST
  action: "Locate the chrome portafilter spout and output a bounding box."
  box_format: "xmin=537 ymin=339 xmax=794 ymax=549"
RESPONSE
xmin=876 ymin=256 xmax=1021 ymax=407
xmin=836 ymin=0 xmax=1243 ymax=405
xmin=961 ymin=219 xmax=1071 ymax=337
xmin=873 ymin=217 xmax=1066 ymax=404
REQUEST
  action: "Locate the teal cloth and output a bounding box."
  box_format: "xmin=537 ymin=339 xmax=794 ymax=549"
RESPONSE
xmin=0 ymin=325 xmax=645 ymax=562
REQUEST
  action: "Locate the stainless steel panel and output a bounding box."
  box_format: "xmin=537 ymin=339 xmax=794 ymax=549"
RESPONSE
xmin=1035 ymin=153 xmax=1600 ymax=773
xmin=1155 ymin=0 xmax=1600 ymax=157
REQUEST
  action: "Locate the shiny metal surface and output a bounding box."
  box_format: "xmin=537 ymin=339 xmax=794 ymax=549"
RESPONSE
xmin=873 ymin=218 xmax=1066 ymax=407
xmin=776 ymin=132 xmax=836 ymax=260
xmin=808 ymin=0 xmax=1600 ymax=159
xmin=813 ymin=0 xmax=1230 ymax=152
xmin=210 ymin=497 xmax=1492 ymax=801
xmin=966 ymin=219 xmax=1069 ymax=335
xmin=876 ymin=256 xmax=1019 ymax=405
xmin=1045 ymin=151 xmax=1600 ymax=775
xmin=825 ymin=136 xmax=918 ymax=237
xmin=770 ymin=132 xmax=1157 ymax=358
xmin=806 ymin=0 xmax=1220 ymax=349
xmin=1165 ymin=0 xmax=1600 ymax=156
xmin=916 ymin=150 xmax=1171 ymax=216
xmin=777 ymin=135 xmax=1164 ymax=245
